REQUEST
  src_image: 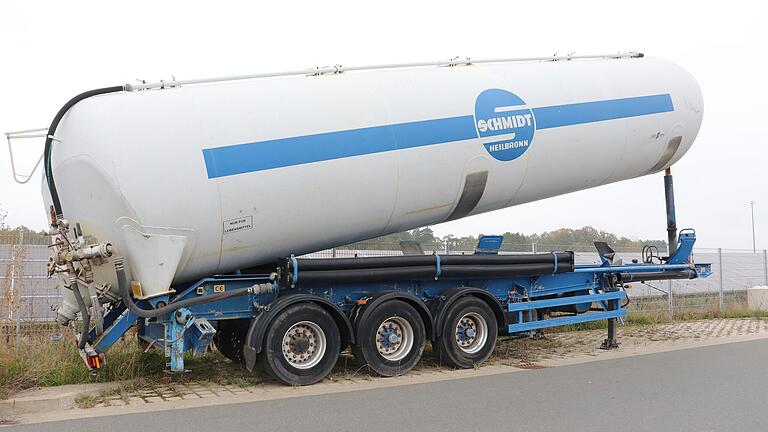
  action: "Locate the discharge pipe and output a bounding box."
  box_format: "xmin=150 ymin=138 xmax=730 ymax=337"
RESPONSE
xmin=618 ymin=269 xmax=696 ymax=283
xmin=664 ymin=168 xmax=678 ymax=256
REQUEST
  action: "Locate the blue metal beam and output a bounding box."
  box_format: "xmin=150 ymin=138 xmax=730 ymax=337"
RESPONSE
xmin=508 ymin=309 xmax=627 ymax=333
xmin=507 ymin=291 xmax=626 ymax=312
xmin=93 ymin=309 xmax=140 ymax=353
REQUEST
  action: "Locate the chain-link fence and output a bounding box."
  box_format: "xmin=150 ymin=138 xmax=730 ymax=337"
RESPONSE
xmin=308 ymin=242 xmax=768 ymax=317
xmin=3 ymin=231 xmax=768 ymax=347
xmin=0 ymin=231 xmax=61 ymax=346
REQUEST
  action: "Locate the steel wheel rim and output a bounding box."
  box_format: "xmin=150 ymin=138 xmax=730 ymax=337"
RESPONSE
xmin=282 ymin=321 xmax=326 ymax=369
xmin=455 ymin=312 xmax=488 ymax=354
xmin=375 ymin=316 xmax=414 ymax=361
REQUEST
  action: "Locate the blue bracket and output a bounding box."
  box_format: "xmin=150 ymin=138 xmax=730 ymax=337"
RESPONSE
xmin=551 ymin=251 xmax=558 ymax=273
xmin=93 ymin=308 xmax=140 ymax=353
xmin=291 ymin=255 xmax=299 ymax=286
xmin=695 ymin=263 xmax=712 ymax=278
xmin=162 ymin=308 xmax=217 ymax=372
xmin=668 ymin=228 xmax=696 ymax=264
xmin=166 ymin=308 xmax=193 ymax=372
xmin=184 ymin=318 xmax=216 ymax=357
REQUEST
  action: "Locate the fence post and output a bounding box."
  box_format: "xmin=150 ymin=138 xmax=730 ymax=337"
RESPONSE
xmin=444 ymin=241 xmax=449 ymax=255
xmin=667 ymin=280 xmax=674 ymax=318
xmin=718 ymin=248 xmax=724 ymax=312
xmin=532 ymin=243 xmax=536 ymax=254
xmin=15 ymin=315 xmax=20 ymax=350
xmin=763 ymin=249 xmax=767 ymax=286
xmin=14 ymin=230 xmax=24 ymax=349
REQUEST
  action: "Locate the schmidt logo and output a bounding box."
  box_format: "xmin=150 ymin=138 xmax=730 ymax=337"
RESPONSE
xmin=476 ymin=113 xmax=533 ymax=133
xmin=474 ymin=89 xmax=536 ymax=161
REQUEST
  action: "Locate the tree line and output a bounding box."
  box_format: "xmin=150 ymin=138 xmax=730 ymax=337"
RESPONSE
xmin=0 ymin=207 xmax=49 ymax=244
xmin=343 ymin=226 xmax=667 ymax=253
xmin=0 ymin=206 xmax=666 ymax=252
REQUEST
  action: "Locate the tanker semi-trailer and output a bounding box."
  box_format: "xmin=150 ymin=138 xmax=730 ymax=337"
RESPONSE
xmin=5 ymin=52 xmax=710 ymax=385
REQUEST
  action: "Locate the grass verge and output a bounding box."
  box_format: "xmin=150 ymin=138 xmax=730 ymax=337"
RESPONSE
xmin=3 ymin=307 xmax=768 ymax=401
xmin=0 ymin=331 xmax=263 ymax=400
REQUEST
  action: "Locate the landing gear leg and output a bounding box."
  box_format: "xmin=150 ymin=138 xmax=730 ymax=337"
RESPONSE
xmin=600 ymin=298 xmax=619 ymax=350
xmin=601 ymin=318 xmax=619 ymax=349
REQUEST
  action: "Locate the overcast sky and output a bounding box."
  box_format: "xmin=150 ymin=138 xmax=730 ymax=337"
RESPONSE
xmin=1 ymin=1 xmax=765 ymax=250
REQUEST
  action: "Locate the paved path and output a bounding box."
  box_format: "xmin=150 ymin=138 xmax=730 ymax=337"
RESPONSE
xmin=8 ymin=338 xmax=768 ymax=432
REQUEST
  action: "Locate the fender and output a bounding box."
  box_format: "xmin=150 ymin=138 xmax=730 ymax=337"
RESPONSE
xmin=350 ymin=291 xmax=435 ymax=342
xmin=242 ymin=293 xmax=354 ymax=372
xmin=432 ymin=287 xmax=505 ymax=336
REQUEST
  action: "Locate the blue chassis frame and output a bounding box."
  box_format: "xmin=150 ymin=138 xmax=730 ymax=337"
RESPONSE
xmin=89 ymin=230 xmax=711 ymax=371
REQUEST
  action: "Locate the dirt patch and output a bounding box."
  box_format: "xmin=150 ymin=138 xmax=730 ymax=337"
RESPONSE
xmin=515 ymin=364 xmax=548 ymax=370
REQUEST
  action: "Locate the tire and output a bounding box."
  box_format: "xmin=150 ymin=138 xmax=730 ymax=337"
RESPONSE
xmin=352 ymin=300 xmax=425 ymax=377
xmin=433 ymin=296 xmax=498 ymax=368
xmin=260 ymin=303 xmax=340 ymax=385
xmin=213 ymin=319 xmax=249 ymax=363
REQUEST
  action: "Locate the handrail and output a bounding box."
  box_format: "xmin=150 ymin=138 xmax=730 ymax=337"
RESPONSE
xmin=125 ymin=52 xmax=644 ymax=92
xmin=5 ymin=128 xmax=50 ymax=184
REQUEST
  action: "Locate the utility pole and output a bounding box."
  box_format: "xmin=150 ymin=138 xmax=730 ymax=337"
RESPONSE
xmin=751 ymin=201 xmax=756 ymax=253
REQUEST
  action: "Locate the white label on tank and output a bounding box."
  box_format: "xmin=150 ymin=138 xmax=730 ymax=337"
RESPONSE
xmin=223 ymin=216 xmax=253 ymax=234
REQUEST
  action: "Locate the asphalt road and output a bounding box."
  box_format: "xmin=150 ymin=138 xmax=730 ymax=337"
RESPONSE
xmin=11 ymin=339 xmax=768 ymax=432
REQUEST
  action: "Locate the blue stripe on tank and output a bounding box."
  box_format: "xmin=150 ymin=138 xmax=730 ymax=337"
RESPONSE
xmin=203 ymin=116 xmax=477 ymax=179
xmin=531 ymin=94 xmax=674 ymax=129
xmin=202 ymin=93 xmax=673 ymax=178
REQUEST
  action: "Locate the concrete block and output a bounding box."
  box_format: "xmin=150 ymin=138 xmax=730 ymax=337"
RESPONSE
xmin=747 ymin=286 xmax=768 ymax=311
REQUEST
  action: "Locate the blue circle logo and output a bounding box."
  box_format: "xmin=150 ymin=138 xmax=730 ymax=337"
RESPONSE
xmin=474 ymin=89 xmax=535 ymax=161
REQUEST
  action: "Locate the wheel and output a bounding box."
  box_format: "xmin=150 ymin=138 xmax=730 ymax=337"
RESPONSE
xmin=352 ymin=300 xmax=425 ymax=377
xmin=213 ymin=319 xmax=249 ymax=363
xmin=433 ymin=296 xmax=498 ymax=368
xmin=260 ymin=303 xmax=340 ymax=385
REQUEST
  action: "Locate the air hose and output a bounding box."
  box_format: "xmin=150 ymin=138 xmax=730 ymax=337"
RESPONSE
xmin=114 ymin=259 xmax=263 ymax=319
xmin=44 ymin=86 xmax=125 ymax=217
xmin=69 ymin=278 xmax=90 ymax=349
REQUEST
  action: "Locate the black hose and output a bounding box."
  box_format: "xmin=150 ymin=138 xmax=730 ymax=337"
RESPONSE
xmin=292 ymin=256 xmax=436 ymax=270
xmin=44 ymin=86 xmax=125 ymax=217
xmin=115 ymin=260 xmax=251 ymax=318
xmin=294 ymin=266 xmax=437 ymax=284
xmin=70 ymin=281 xmax=90 ymax=349
xmin=288 ymin=262 xmax=573 ymax=285
xmin=440 ymin=252 xmax=573 ymax=266
xmin=290 ymin=252 xmax=573 ymax=271
xmin=440 ymin=263 xmax=563 ymax=278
